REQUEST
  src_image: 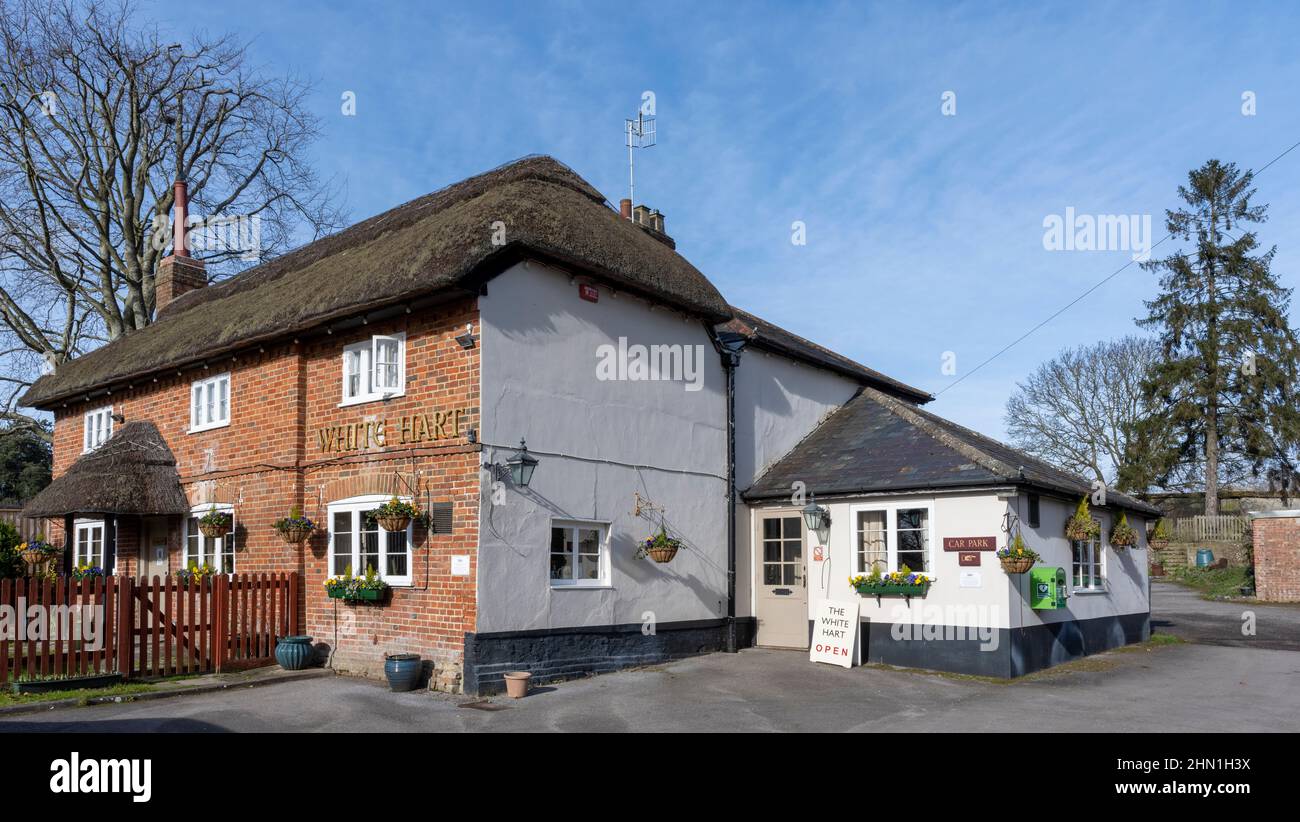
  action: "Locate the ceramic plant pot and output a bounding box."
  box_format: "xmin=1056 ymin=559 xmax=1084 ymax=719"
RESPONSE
xmin=384 ymin=653 xmax=422 ymax=692
xmin=274 ymin=636 xmax=316 ymax=671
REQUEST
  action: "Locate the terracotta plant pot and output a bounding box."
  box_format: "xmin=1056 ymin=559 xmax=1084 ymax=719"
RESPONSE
xmin=646 ymin=545 xmax=679 ymax=563
xmin=503 ymin=671 xmax=532 ymax=698
xmin=999 ymin=556 xmax=1035 ymax=574
xmin=1150 ymin=563 xmax=1166 ymax=577
xmin=377 ymin=514 xmax=411 ymax=533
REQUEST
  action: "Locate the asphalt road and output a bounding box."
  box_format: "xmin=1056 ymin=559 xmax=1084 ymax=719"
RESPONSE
xmin=2 ymin=581 xmax=1296 ymax=732
xmin=1149 ymin=580 xmax=1300 ymax=651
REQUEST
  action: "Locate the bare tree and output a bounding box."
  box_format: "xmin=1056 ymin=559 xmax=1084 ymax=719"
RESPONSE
xmin=1004 ymin=337 xmax=1160 ymax=489
xmin=0 ymin=0 xmax=341 ymax=438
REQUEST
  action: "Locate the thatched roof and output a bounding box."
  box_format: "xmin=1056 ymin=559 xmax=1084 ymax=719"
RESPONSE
xmin=23 ymin=421 xmax=189 ymax=518
xmin=719 ymin=306 xmax=933 ymax=403
xmin=745 ymin=386 xmax=1161 ymax=516
xmin=21 ymin=156 xmax=732 ymax=409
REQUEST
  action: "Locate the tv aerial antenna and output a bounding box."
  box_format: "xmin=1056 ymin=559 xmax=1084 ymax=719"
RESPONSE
xmin=625 ymin=108 xmax=656 ymax=207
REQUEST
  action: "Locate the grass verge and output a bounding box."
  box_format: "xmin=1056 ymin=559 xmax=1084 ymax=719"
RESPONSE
xmin=1166 ymin=565 xmax=1253 ymax=599
xmin=0 ymin=682 xmax=156 ymax=708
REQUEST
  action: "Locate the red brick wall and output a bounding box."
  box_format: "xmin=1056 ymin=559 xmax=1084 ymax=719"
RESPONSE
xmin=47 ymin=299 xmax=481 ymax=688
xmin=1252 ymin=514 xmax=1300 ymax=602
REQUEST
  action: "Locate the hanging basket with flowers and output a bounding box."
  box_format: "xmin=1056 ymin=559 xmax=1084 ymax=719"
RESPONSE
xmin=638 ymin=528 xmax=682 ymax=563
xmin=198 ymin=507 xmax=233 ymax=538
xmin=1064 ymin=498 xmax=1101 ymax=542
xmin=373 ymin=497 xmax=419 ymax=532
xmin=996 ymin=532 xmax=1039 ymax=574
xmin=1109 ymin=512 xmax=1138 ymax=550
xmin=1148 ymin=519 xmax=1171 ymax=549
xmin=274 ymin=506 xmax=316 ymax=545
xmin=18 ymin=538 xmax=61 ymax=568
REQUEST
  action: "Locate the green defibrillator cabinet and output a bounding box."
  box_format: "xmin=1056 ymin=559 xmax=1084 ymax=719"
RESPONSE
xmin=1030 ymin=566 xmax=1068 ymax=610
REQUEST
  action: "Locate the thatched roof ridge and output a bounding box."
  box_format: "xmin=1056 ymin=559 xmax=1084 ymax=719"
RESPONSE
xmin=23 ymin=421 xmax=189 ymax=518
xmin=22 ymin=155 xmax=731 ymax=408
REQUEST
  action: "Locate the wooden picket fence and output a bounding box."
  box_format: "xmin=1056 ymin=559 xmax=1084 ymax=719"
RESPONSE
xmin=0 ymin=573 xmax=300 ymax=684
xmin=1169 ymin=515 xmax=1250 ymax=543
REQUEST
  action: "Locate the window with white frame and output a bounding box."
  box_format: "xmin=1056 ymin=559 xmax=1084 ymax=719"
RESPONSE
xmin=550 ymin=520 xmax=607 ymax=586
xmin=341 ymin=333 xmax=405 ymax=405
xmin=189 ymin=372 xmax=231 ymax=432
xmin=74 ymin=519 xmax=105 ymax=568
xmin=83 ymin=406 xmax=113 ymax=452
xmin=184 ymin=506 xmax=235 ymax=573
xmin=1072 ymin=536 xmax=1105 ymax=592
xmin=851 ymin=502 xmax=934 ymax=574
xmin=328 ymin=495 xmax=412 ymax=585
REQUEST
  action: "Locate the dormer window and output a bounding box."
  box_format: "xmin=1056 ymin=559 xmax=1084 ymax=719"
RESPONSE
xmin=83 ymin=406 xmax=113 ymax=452
xmin=341 ymin=333 xmax=405 ymax=406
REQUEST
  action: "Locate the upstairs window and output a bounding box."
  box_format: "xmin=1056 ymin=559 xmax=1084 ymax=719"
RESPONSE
xmin=83 ymin=406 xmax=113 ymax=452
xmin=341 ymin=333 xmax=406 ymax=405
xmin=190 ymin=372 xmax=231 ymax=432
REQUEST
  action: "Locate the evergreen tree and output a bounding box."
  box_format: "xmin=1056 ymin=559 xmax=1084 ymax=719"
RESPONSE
xmin=1129 ymin=160 xmax=1300 ymax=513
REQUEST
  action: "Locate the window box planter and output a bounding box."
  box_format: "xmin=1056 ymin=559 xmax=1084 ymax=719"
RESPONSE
xmin=327 ymin=587 xmax=385 ymax=602
xmin=853 ymin=583 xmax=930 ymax=597
xmin=12 ymin=672 xmax=124 ymax=695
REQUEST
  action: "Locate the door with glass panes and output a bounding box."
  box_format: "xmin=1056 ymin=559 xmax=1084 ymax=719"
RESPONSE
xmin=755 ymin=512 xmax=809 ymax=648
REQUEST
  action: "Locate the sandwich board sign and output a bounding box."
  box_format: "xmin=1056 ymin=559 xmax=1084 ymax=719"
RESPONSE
xmin=810 ymin=598 xmax=860 ymax=668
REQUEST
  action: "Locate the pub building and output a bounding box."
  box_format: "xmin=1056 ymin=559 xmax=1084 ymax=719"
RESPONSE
xmin=22 ymin=156 xmax=1158 ymax=692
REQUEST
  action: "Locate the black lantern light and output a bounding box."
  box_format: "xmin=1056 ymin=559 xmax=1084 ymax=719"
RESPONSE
xmin=505 ymin=438 xmax=539 ymax=488
xmin=802 ymin=493 xmax=830 ymax=531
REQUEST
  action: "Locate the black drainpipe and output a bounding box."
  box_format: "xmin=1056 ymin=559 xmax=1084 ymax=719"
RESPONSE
xmin=712 ymin=328 xmax=747 ymax=653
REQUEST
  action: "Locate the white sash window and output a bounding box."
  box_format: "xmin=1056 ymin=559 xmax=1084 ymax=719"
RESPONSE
xmin=341 ymin=333 xmax=405 ymax=405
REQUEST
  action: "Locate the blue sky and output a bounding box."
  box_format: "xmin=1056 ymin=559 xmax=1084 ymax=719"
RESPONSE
xmin=145 ymin=0 xmax=1300 ymax=439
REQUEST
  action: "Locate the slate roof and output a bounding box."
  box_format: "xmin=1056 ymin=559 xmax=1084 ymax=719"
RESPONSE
xmin=22 ymin=155 xmax=732 ymax=408
xmin=744 ymin=387 xmax=1162 ymax=516
xmin=720 ymin=307 xmax=932 ymax=403
xmin=24 ymin=421 xmax=189 ymax=518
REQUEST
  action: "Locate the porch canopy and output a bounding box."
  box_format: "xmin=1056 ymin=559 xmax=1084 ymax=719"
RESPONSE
xmin=24 ymin=420 xmax=189 ymax=518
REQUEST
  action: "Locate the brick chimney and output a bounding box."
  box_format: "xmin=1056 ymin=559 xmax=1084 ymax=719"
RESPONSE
xmin=154 ymin=179 xmax=206 ymax=316
xmin=620 ymin=198 xmax=632 ymax=219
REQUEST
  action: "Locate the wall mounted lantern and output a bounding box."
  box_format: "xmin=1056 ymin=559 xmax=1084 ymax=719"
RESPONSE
xmin=802 ymin=494 xmax=831 ymax=532
xmin=485 ymin=438 xmax=540 ymax=488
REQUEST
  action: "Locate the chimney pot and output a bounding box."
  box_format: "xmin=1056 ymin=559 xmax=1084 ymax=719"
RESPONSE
xmin=173 ymin=179 xmax=190 ymax=258
xmin=619 ymin=198 xmax=632 ymax=220
xmin=632 ymin=204 xmax=651 ymax=225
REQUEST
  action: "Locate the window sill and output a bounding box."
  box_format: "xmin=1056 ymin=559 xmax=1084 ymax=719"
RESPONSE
xmin=550 ymin=583 xmax=613 ymax=591
xmin=189 ymin=421 xmax=230 ymax=434
xmin=339 ymin=391 xmax=405 ymax=409
xmin=1071 ymin=587 xmax=1109 ymax=596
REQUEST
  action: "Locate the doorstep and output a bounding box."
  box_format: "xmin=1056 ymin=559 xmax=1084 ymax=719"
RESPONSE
xmin=0 ymin=666 xmax=334 ymax=717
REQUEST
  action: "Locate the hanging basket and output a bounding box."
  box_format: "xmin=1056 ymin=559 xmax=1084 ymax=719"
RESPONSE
xmin=276 ymin=522 xmax=314 ymax=544
xmin=199 ymin=522 xmax=231 ymax=539
xmin=999 ymin=556 xmax=1035 ymax=574
xmin=377 ymin=514 xmax=411 ymax=533
xmin=21 ymin=547 xmax=50 ymax=566
xmin=1150 ymin=539 xmax=1169 ymax=550
xmin=646 ymin=544 xmax=679 ymax=563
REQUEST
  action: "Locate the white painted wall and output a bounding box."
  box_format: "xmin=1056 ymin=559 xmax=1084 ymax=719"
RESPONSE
xmin=733 ymin=350 xmax=858 ymax=618
xmin=1012 ymin=493 xmax=1149 ymax=629
xmin=477 ymin=261 xmax=729 ymax=633
xmin=753 ymin=489 xmax=1150 ymax=635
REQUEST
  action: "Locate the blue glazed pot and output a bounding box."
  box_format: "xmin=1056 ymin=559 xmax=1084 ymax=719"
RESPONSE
xmin=384 ymin=653 xmax=423 ymax=692
xmin=275 ymin=635 xmax=316 ymax=671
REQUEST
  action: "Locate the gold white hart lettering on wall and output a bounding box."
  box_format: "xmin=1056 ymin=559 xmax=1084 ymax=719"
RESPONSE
xmin=316 ymin=409 xmax=467 ymax=453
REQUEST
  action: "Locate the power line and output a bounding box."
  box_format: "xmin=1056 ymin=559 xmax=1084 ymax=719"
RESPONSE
xmin=935 ymin=136 xmax=1300 ymax=398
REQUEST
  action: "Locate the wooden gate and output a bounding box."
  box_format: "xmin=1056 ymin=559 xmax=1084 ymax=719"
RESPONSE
xmin=0 ymin=573 xmax=300 ymax=683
